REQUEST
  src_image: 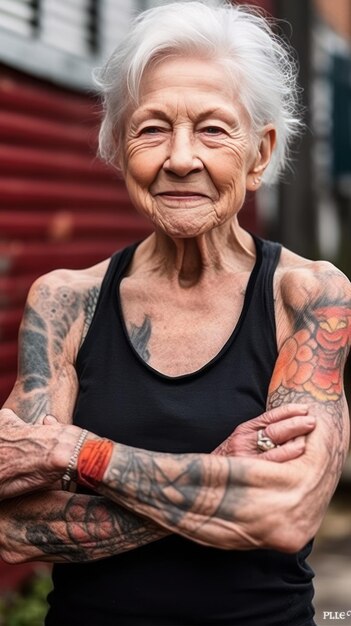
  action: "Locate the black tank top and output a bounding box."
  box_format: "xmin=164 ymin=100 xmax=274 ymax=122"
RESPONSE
xmin=46 ymin=235 xmax=315 ymax=626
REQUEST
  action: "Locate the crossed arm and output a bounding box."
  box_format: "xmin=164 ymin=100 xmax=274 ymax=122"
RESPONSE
xmin=90 ymin=266 xmax=350 ymax=552
xmin=1 ymin=278 xmax=171 ymax=563
xmin=0 ymin=403 xmax=310 ymax=563
xmin=0 ymin=263 xmax=349 ymax=562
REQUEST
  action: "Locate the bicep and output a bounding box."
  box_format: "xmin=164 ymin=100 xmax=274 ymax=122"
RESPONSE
xmin=2 ymin=278 xmax=81 ymax=424
xmin=268 ymin=275 xmax=351 ymax=504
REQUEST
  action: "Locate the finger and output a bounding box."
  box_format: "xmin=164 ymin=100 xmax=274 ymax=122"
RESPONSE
xmin=265 ymin=415 xmax=316 ymax=445
xmin=43 ymin=415 xmax=58 ymax=425
xmin=260 ymin=436 xmax=306 ymax=462
xmin=258 ymin=404 xmax=309 ymax=427
xmin=233 ymin=404 xmax=311 ymax=439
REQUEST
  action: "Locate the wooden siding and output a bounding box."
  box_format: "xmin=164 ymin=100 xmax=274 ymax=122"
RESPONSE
xmin=0 ymin=68 xmax=151 ymax=405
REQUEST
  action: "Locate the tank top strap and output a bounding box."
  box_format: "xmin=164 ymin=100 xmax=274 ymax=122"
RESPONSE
xmin=77 ymin=242 xmax=139 ymax=367
xmin=247 ymin=234 xmax=282 ymax=345
xmin=98 ymin=243 xmax=138 ymax=303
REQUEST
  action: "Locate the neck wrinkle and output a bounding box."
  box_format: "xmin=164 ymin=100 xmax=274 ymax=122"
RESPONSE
xmin=131 ymin=219 xmax=256 ymax=288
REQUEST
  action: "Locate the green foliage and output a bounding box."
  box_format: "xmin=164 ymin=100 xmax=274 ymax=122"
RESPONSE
xmin=0 ymin=570 xmax=52 ymax=626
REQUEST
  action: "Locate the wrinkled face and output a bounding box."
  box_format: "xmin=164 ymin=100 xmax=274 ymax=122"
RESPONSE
xmin=121 ymin=57 xmax=260 ymax=238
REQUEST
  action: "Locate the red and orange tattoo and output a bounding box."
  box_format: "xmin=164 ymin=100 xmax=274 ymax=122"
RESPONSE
xmin=270 ymin=298 xmax=351 ymax=403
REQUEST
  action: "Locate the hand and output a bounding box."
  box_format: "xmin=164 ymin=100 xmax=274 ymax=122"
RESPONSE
xmin=213 ymin=404 xmax=315 ymax=462
xmin=0 ymin=408 xmax=82 ymax=500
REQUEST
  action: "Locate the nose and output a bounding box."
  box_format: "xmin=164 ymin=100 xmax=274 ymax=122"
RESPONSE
xmin=163 ymin=128 xmax=203 ymax=176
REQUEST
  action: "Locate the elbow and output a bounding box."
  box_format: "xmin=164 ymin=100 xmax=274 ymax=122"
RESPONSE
xmin=265 ymin=513 xmax=315 ymax=554
xmin=190 ymin=523 xmax=312 ymax=553
xmin=268 ymin=527 xmax=310 ymax=554
xmin=260 ymin=488 xmax=319 ymax=553
xmin=0 ymin=549 xmax=28 ymax=564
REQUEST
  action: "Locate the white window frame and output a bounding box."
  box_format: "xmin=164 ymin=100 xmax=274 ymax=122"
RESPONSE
xmin=0 ymin=0 xmax=148 ymax=90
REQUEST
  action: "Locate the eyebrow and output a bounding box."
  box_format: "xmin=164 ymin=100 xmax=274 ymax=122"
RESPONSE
xmin=131 ymin=108 xmax=171 ymax=123
xmin=131 ymin=106 xmax=239 ymax=125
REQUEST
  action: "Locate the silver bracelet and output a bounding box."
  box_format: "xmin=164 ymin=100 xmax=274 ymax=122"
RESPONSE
xmin=61 ymin=429 xmax=89 ymax=491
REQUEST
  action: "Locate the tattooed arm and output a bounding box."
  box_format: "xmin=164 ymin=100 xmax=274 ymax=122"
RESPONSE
xmin=0 ymin=271 xmax=171 ymax=563
xmin=0 ymin=401 xmax=312 ymax=563
xmin=73 ymin=263 xmax=349 ymax=553
xmin=0 ymin=265 xmax=335 ymax=558
xmin=4 ymin=271 xmax=303 ymax=563
xmin=0 ymin=491 xmax=170 ymax=564
xmin=266 ymin=263 xmax=351 ymax=536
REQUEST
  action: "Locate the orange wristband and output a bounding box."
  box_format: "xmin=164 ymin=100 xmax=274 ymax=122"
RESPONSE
xmin=77 ymin=439 xmax=114 ymax=488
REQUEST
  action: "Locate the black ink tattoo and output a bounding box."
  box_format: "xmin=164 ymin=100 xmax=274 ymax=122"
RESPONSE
xmin=99 ymin=445 xmax=229 ymax=542
xmin=25 ymin=524 xmax=87 ymax=561
xmin=9 ymin=494 xmax=168 ymax=563
xmin=129 ymin=315 xmax=152 ymax=362
xmin=19 ymin=305 xmax=51 ymax=392
xmin=40 ymin=286 xmax=80 ymax=355
xmin=13 ymin=284 xmax=82 ymax=423
xmin=81 ymin=286 xmax=100 ymax=344
xmin=18 ymin=392 xmax=49 ymax=424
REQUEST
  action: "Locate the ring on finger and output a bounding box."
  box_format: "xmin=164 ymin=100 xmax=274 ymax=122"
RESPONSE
xmin=257 ymin=429 xmax=277 ymax=452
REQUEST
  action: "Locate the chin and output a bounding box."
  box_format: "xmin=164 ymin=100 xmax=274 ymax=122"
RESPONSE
xmin=158 ymin=220 xmax=217 ymax=239
xmin=154 ymin=210 xmax=221 ymax=239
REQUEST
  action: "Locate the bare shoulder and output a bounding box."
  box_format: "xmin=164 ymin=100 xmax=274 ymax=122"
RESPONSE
xmin=28 ymin=258 xmax=110 ymax=298
xmin=24 ymin=258 xmax=111 ymax=360
xmin=277 ymin=247 xmax=351 ymax=310
xmin=273 ymin=247 xmax=351 ymax=351
xmin=3 ymin=258 xmax=111 ymax=422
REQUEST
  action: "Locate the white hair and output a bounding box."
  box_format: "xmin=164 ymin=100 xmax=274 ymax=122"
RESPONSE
xmin=94 ymin=1 xmax=303 ymax=184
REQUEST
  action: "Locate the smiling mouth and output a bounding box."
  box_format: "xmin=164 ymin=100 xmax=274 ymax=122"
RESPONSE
xmin=157 ymin=191 xmax=207 ymax=198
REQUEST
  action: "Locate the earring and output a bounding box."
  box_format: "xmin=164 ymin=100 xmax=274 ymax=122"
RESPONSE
xmin=253 ymin=177 xmax=261 ymax=186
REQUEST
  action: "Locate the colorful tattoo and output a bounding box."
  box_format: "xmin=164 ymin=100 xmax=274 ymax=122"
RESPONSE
xmin=270 ymin=297 xmax=351 ymax=403
xmin=268 ymin=285 xmax=351 ymax=480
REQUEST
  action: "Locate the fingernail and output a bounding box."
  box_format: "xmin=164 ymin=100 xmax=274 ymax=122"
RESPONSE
xmin=44 ymin=415 xmax=58 ymax=424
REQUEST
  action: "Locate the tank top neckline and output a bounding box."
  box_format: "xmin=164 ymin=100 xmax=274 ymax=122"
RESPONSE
xmin=113 ymin=234 xmax=264 ymax=382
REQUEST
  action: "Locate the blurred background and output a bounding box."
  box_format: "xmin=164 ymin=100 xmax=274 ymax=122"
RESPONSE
xmin=0 ymin=0 xmax=350 ymax=624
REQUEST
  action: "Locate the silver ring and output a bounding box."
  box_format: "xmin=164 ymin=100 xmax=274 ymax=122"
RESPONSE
xmin=257 ymin=429 xmax=276 ymax=452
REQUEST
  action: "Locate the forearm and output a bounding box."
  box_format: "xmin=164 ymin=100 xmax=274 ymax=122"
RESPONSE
xmin=268 ymin=389 xmax=349 ymax=478
xmin=0 ymin=491 xmax=168 ymax=564
xmin=269 ymin=389 xmax=349 ymax=530
xmin=91 ymin=391 xmax=345 ymax=552
xmin=94 ymin=442 xmax=288 ymax=551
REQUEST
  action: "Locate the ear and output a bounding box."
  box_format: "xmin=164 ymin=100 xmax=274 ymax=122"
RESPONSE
xmin=246 ymin=124 xmax=276 ymax=191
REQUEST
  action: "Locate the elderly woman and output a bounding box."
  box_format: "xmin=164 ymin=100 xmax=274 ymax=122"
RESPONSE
xmin=0 ymin=2 xmax=350 ymax=625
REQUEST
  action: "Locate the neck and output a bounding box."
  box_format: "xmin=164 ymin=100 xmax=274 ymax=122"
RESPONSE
xmin=134 ymin=218 xmax=256 ymax=288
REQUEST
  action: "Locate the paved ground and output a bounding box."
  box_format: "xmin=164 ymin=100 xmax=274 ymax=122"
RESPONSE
xmin=310 ymin=486 xmax=351 ymax=626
